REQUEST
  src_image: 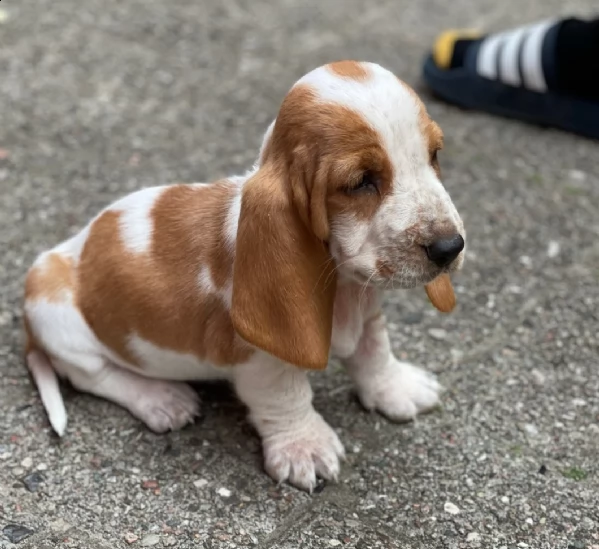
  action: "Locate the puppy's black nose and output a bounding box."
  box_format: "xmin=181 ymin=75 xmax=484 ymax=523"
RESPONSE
xmin=425 ymin=235 xmax=465 ymax=268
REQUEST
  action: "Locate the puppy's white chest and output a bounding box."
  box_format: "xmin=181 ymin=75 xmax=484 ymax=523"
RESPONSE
xmin=331 ymin=283 xmax=380 ymax=359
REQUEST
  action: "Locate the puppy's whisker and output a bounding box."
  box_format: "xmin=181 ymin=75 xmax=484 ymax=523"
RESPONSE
xmin=322 ymin=255 xmax=358 ymax=290
xmin=315 ymin=256 xmax=337 ymax=290
xmin=314 ymin=255 xmax=357 ymax=295
xmin=358 ymin=270 xmax=377 ymax=305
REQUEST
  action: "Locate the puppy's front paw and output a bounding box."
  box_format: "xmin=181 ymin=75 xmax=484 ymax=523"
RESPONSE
xmin=261 ymin=412 xmax=345 ymax=492
xmin=357 ymin=361 xmax=440 ymax=422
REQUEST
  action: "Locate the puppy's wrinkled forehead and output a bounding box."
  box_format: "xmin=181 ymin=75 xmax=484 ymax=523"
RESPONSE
xmin=269 ymin=61 xmax=442 ymax=169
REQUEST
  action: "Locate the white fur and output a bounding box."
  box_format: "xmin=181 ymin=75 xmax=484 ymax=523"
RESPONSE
xmin=27 ymin=350 xmax=67 ymax=436
xmin=69 ymin=360 xmax=201 ymax=433
xmin=232 ymin=354 xmax=344 ymax=492
xmin=343 ymin=311 xmax=440 ymax=421
xmin=224 ymin=189 xmax=242 ymax=249
xmin=114 ymin=186 xmax=169 ymax=254
xmin=25 ymin=62 xmax=464 ymax=492
xmin=127 ymin=334 xmax=226 ymax=381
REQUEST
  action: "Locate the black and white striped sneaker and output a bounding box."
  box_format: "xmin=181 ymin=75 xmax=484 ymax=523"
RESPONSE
xmin=422 ymin=18 xmax=599 ymax=140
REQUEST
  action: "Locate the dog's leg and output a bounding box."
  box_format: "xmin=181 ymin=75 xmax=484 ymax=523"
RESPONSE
xmin=232 ymin=356 xmax=345 ymax=492
xmin=343 ymin=312 xmax=441 ymax=422
xmin=58 ymin=356 xmax=200 ymax=433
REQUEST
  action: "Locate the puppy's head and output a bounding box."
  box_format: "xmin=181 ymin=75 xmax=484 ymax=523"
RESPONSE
xmin=232 ymin=61 xmax=465 ymax=369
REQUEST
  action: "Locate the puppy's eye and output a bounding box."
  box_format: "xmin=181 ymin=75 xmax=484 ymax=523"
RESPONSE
xmin=346 ymin=171 xmax=379 ymax=194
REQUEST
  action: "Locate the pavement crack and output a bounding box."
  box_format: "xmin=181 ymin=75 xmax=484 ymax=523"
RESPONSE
xmin=257 ymin=484 xmax=359 ymax=548
xmin=256 ymin=501 xmax=314 ymax=549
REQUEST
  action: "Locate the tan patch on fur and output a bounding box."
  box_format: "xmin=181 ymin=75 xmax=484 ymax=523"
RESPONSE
xmin=231 ymin=163 xmax=337 ymax=370
xmin=25 ymin=253 xmax=76 ymax=303
xmin=77 ymin=183 xmax=253 ymax=367
xmin=327 ymin=60 xmax=370 ymax=81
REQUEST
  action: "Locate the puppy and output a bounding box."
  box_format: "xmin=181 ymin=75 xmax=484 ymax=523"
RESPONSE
xmin=23 ymin=61 xmax=465 ymax=492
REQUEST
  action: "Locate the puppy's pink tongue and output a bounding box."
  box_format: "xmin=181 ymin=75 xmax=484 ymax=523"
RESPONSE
xmin=424 ymin=274 xmax=456 ymax=313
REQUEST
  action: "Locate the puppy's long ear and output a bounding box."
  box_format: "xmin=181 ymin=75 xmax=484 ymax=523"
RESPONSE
xmin=231 ymin=164 xmax=336 ymax=370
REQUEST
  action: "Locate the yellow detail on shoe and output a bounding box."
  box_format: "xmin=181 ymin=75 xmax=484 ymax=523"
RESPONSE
xmin=432 ymin=29 xmax=483 ymax=69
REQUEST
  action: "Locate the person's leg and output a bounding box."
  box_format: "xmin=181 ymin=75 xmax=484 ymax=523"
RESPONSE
xmin=422 ymin=17 xmax=599 ymax=139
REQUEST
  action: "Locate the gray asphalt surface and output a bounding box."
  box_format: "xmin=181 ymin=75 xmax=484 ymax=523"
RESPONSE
xmin=1 ymin=1 xmax=598 ymax=548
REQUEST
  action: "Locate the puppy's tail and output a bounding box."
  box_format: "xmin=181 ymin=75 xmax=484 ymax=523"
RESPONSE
xmin=26 ymin=349 xmax=67 ymax=436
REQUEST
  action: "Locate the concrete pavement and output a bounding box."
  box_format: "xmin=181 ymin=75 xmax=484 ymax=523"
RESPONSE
xmin=1 ymin=0 xmax=598 ymax=547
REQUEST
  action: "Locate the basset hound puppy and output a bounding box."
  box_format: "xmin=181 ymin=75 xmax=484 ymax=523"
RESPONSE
xmin=23 ymin=60 xmax=465 ymax=492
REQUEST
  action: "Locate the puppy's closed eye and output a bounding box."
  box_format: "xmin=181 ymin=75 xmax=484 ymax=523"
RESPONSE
xmin=345 ymin=171 xmax=380 ymax=195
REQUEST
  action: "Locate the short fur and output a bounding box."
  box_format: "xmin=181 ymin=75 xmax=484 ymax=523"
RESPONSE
xmin=23 ymin=61 xmax=465 ymax=492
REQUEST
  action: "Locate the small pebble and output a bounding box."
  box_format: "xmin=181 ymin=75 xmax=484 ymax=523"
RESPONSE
xmin=581 ymin=517 xmax=595 ymax=530
xmin=217 ymin=487 xmax=231 ymax=497
xmin=193 ymin=479 xmax=208 ymax=489
xmin=162 ymin=537 xmax=177 ymax=547
xmin=444 ymin=501 xmax=460 ymax=515
xmin=466 ymin=532 xmax=481 ymax=542
xmin=524 ymin=423 xmax=538 ymax=436
xmin=124 ymin=532 xmax=138 ymax=544
xmin=506 ymin=284 xmax=523 ymax=294
xmin=36 ymin=463 xmax=48 ymax=471
xmin=568 ymin=169 xmax=587 ymax=182
xmin=531 ymin=369 xmax=545 ymax=386
xmin=547 ymin=241 xmax=560 ymax=258
xmin=20 ymin=457 xmax=33 ymax=469
xmin=141 ymin=479 xmax=159 ymax=490
xmin=428 ymin=328 xmax=448 ymax=341
xmin=3 ymin=524 xmax=34 ymax=544
xmin=49 ymin=518 xmax=71 ymax=533
xmin=329 ymin=540 xmax=342 ymax=547
xmin=501 ymin=496 xmax=510 ymax=504
xmin=21 ymin=472 xmax=45 ymax=492
xmin=140 ymin=534 xmax=160 ymax=547
xmin=519 ymin=255 xmax=532 ymax=268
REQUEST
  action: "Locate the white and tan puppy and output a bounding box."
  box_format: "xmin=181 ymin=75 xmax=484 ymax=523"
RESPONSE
xmin=23 ymin=61 xmax=465 ymax=492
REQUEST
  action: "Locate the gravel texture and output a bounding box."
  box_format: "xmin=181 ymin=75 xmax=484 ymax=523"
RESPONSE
xmin=1 ymin=0 xmax=598 ymax=548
